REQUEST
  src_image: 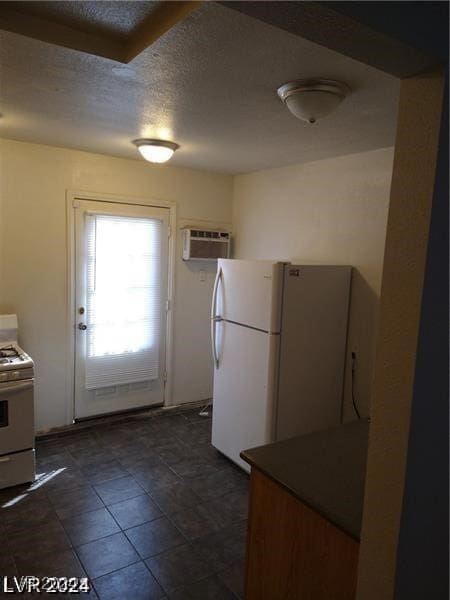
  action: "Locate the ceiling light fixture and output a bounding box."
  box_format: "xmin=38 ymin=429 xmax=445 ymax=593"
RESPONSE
xmin=277 ymin=79 xmax=350 ymax=124
xmin=132 ymin=138 xmax=179 ymax=163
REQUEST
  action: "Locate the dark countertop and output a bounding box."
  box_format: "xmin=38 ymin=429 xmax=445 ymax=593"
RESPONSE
xmin=241 ymin=419 xmax=370 ymax=541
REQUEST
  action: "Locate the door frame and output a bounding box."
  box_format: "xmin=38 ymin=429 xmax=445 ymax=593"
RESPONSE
xmin=65 ymin=189 xmax=177 ymax=424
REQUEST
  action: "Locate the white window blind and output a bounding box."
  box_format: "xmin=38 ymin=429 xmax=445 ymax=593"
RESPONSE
xmin=84 ymin=214 xmax=162 ymax=390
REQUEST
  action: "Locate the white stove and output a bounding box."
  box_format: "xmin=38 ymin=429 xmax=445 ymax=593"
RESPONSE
xmin=0 ymin=315 xmax=35 ymax=489
xmin=0 ymin=344 xmax=35 ymax=380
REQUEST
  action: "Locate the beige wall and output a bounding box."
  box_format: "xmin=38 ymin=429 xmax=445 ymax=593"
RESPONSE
xmin=0 ymin=138 xmax=394 ymax=433
xmin=232 ymin=147 xmax=394 ymax=420
xmin=0 ymin=139 xmax=233 ymax=432
xmin=356 ymin=68 xmax=445 ymax=600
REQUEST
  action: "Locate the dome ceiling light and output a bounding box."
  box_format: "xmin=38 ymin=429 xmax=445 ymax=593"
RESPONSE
xmin=277 ymin=79 xmax=351 ymax=124
xmin=132 ymin=139 xmax=180 ymax=163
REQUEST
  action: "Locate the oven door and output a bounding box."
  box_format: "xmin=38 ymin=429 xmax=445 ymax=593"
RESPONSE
xmin=0 ymin=379 xmax=34 ymax=455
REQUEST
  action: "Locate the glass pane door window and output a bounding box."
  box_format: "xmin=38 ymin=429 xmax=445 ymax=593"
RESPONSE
xmin=85 ymin=215 xmax=162 ymax=389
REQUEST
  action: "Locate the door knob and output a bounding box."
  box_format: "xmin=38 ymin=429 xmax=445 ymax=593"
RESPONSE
xmin=78 ymin=323 xmax=87 ymax=331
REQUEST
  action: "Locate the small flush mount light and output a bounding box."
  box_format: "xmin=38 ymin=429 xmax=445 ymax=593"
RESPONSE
xmin=277 ymin=79 xmax=351 ymax=124
xmin=132 ymin=138 xmax=180 ymax=163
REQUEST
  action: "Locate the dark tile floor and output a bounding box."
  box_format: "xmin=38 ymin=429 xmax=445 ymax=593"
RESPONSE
xmin=0 ymin=410 xmax=249 ymax=599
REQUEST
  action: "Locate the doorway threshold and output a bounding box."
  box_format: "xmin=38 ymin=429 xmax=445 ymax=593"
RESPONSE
xmin=36 ymin=399 xmax=209 ymax=440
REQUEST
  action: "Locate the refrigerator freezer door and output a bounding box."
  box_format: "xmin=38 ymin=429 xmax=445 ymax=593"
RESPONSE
xmin=276 ymin=265 xmax=351 ymax=441
xmin=217 ymin=259 xmax=284 ymax=333
xmin=211 ymin=320 xmax=279 ymax=472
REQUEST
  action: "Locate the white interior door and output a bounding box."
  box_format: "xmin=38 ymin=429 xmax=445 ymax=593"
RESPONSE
xmin=74 ymin=199 xmax=169 ymax=419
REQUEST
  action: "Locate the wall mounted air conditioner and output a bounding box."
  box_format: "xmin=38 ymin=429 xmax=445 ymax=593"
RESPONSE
xmin=182 ymin=228 xmax=231 ymax=261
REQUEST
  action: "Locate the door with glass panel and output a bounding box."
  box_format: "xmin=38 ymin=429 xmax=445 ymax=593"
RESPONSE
xmin=74 ymin=199 xmax=169 ymax=419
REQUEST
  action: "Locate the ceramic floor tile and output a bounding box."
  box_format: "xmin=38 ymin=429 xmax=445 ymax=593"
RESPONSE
xmin=48 ymin=485 xmax=104 ymax=519
xmin=146 ymin=542 xmax=213 ymax=593
xmin=2 ymin=493 xmax=60 ymax=534
xmin=140 ymin=434 xmax=175 ymax=450
xmin=193 ymin=526 xmax=246 ymax=573
xmin=148 ymin=481 xmax=202 ymax=515
xmin=171 ymin=459 xmax=220 ymax=480
xmin=195 ymin=446 xmax=235 ymax=470
xmin=189 ymin=469 xmax=247 ymax=502
xmin=8 ymin=519 xmax=72 ymax=560
xmin=65 ymin=429 xmax=100 ymax=441
xmin=62 ymin=507 xmax=120 ymax=546
xmin=169 ymin=504 xmax=222 ymax=540
xmin=37 ymin=466 xmax=90 ymax=493
xmin=169 ymin=574 xmax=238 ymax=599
xmin=7 ymin=413 xmax=243 ymax=597
xmin=35 ymin=450 xmax=78 ymax=471
xmin=93 ymin=560 xmax=165 ymax=600
xmin=204 ymin=490 xmax=249 ymax=528
xmin=132 ymin=464 xmax=180 ymax=493
xmin=15 ymin=548 xmax=86 ymax=579
xmin=0 ymin=526 xmax=12 ymax=560
xmin=70 ymin=447 xmax=114 ymax=468
xmin=76 ymin=532 xmax=140 ymax=579
xmin=118 ymin=451 xmax=163 ymax=470
xmin=217 ymin=561 xmax=245 ymax=599
xmin=110 ymin=441 xmax=149 ymax=458
xmin=34 ymin=439 xmax=67 ymax=458
xmin=0 ymin=483 xmax=31 ymax=505
xmin=80 ymin=460 xmax=128 ymax=485
xmin=125 ymin=517 xmax=185 ymax=559
xmin=94 ymin=476 xmax=144 ymax=506
xmin=95 ymin=432 xmax=134 ymax=450
xmin=155 ymin=442 xmax=194 ymax=466
xmin=123 ymin=422 xmax=155 ymax=434
xmin=0 ymin=553 xmax=18 ymax=577
xmin=61 ymin=434 xmax=100 ymax=453
xmin=153 ymin=415 xmax=189 ymax=431
xmin=173 ymin=426 xmax=204 ymax=444
xmin=107 ymin=494 xmax=161 ymax=530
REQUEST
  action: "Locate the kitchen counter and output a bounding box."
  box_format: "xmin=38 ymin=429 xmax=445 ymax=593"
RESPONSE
xmin=241 ymin=419 xmax=370 ymax=540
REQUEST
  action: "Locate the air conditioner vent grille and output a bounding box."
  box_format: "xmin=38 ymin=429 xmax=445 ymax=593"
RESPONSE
xmin=182 ymin=228 xmax=231 ymax=261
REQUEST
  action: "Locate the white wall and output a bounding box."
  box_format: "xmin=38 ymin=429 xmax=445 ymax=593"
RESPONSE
xmin=232 ymin=147 xmax=394 ymax=419
xmin=0 ymin=139 xmax=233 ymax=432
xmin=0 ymin=139 xmax=393 ymax=431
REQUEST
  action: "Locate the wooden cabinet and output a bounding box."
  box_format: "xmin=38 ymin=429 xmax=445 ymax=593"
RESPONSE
xmin=245 ymin=469 xmax=359 ymax=600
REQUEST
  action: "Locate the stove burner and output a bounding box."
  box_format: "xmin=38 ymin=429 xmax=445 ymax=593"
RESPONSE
xmin=0 ymin=345 xmax=30 ymax=370
xmin=0 ymin=346 xmax=22 ymax=360
xmin=0 ymin=348 xmax=19 ymax=356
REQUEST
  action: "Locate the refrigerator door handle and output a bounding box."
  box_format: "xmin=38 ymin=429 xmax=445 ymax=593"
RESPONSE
xmin=211 ymin=266 xmax=222 ymax=320
xmin=211 ymin=316 xmax=222 ymax=369
xmin=211 ymin=267 xmax=223 ymax=368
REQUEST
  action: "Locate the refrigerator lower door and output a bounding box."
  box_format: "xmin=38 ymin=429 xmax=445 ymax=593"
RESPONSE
xmin=211 ymin=320 xmax=279 ymax=472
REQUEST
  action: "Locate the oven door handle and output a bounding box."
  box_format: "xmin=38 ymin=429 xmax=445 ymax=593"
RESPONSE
xmin=0 ymin=380 xmax=34 ymax=395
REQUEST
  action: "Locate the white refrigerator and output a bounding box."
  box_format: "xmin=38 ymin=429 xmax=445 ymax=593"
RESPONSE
xmin=211 ymin=259 xmax=351 ymax=471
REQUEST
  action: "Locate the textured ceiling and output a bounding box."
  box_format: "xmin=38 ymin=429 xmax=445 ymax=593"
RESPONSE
xmin=3 ymin=1 xmax=160 ymax=39
xmin=0 ymin=2 xmax=400 ymax=174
